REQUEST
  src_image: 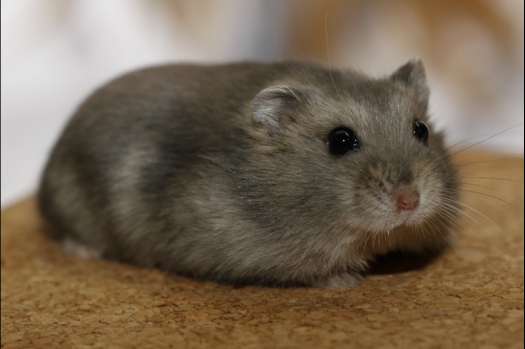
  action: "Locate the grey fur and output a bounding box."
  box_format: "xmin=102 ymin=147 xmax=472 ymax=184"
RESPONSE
xmin=38 ymin=60 xmax=459 ymax=288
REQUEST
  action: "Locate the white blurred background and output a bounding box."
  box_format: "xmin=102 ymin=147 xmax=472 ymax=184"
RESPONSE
xmin=2 ymin=0 xmax=523 ymax=207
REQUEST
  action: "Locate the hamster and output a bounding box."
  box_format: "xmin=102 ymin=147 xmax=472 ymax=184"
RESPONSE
xmin=37 ymin=59 xmax=459 ymax=288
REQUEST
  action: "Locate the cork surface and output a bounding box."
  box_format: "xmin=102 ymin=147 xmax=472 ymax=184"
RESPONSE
xmin=2 ymin=151 xmax=523 ymax=348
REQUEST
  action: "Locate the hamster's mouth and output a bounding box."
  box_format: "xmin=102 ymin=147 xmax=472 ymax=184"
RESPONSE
xmin=380 ymin=209 xmax=422 ymax=231
xmin=356 ymin=211 xmax=420 ymax=235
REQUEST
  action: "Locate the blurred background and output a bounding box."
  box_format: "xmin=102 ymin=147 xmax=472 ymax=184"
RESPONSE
xmin=2 ymin=0 xmax=523 ymax=207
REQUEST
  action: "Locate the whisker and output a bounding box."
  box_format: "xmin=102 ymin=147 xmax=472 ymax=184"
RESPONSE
xmin=429 ymin=215 xmax=458 ymax=246
xmin=421 ymin=215 xmax=449 ymax=247
xmin=457 ymin=189 xmax=518 ymax=207
xmin=457 ymin=191 xmax=519 ymax=220
xmin=451 ymin=123 xmax=523 ymax=156
xmin=324 ymin=10 xmax=354 ymax=119
xmin=438 ymin=196 xmax=487 ymax=233
xmin=458 ymin=182 xmax=499 ymax=191
xmin=454 ymin=201 xmax=502 ymax=232
xmin=447 ymin=134 xmax=497 ymax=151
xmin=458 ymin=182 xmax=523 ymax=207
xmin=324 ymin=11 xmax=337 ymax=95
xmin=460 ymin=176 xmax=520 ymax=183
xmin=455 ymin=154 xmax=524 ymax=167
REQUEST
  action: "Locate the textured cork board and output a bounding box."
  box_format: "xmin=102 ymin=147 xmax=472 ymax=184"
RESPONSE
xmin=2 ymin=150 xmax=523 ymax=349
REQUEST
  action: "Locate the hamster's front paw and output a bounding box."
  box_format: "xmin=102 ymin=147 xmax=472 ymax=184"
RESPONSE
xmin=312 ymin=270 xmax=363 ymax=289
xmin=62 ymin=237 xmax=102 ymax=260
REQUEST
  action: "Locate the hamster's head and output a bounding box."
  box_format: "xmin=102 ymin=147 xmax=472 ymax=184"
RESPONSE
xmin=250 ymin=59 xmax=459 ymax=249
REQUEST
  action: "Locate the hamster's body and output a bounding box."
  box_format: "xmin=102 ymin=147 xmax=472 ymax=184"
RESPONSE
xmin=38 ymin=60 xmax=459 ymax=288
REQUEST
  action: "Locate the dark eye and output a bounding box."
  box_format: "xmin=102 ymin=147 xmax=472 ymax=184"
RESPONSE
xmin=328 ymin=128 xmax=360 ymax=155
xmin=413 ymin=120 xmax=429 ymax=143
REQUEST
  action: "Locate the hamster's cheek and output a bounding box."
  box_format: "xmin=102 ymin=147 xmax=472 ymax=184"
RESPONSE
xmin=335 ymin=185 xmax=390 ymax=232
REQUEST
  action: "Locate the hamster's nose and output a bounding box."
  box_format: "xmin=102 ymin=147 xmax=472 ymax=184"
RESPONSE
xmin=396 ymin=189 xmax=420 ymax=211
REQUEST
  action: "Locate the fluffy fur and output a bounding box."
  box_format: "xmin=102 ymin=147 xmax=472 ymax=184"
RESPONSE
xmin=38 ymin=60 xmax=459 ymax=288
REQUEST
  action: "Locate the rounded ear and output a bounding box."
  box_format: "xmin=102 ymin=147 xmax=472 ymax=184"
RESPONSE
xmin=252 ymin=86 xmax=303 ymax=137
xmin=391 ymin=58 xmax=430 ymax=108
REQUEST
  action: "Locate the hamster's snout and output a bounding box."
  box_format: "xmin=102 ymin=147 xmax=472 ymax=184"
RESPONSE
xmin=395 ymin=188 xmax=420 ymax=211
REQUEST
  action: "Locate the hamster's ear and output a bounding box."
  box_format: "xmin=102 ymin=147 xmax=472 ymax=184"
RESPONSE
xmin=252 ymin=85 xmax=302 ymax=137
xmin=391 ymin=58 xmax=429 ymax=108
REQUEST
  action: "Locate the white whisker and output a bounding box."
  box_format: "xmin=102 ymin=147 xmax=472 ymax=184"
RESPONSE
xmin=451 ymin=123 xmax=523 ymax=156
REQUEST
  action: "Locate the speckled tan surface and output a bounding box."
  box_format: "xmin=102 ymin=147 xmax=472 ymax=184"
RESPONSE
xmin=2 ymin=151 xmax=524 ymax=349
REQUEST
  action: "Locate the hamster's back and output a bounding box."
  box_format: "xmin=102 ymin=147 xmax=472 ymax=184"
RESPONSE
xmin=37 ymin=62 xmax=326 ymax=264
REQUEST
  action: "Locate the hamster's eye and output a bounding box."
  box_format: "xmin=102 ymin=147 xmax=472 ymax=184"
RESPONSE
xmin=413 ymin=120 xmax=429 ymax=143
xmin=328 ymin=128 xmax=360 ymax=155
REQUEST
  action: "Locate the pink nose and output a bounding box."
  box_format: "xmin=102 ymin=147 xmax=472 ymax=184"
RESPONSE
xmin=396 ymin=190 xmax=420 ymax=211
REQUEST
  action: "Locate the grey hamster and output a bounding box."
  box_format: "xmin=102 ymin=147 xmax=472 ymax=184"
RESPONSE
xmin=37 ymin=59 xmax=459 ymax=288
